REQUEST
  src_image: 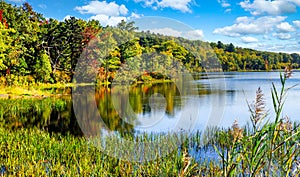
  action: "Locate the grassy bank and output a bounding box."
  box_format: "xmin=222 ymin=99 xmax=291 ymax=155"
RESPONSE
xmin=0 ymin=79 xmax=174 ymax=98
xmin=0 ymin=84 xmax=74 ymax=98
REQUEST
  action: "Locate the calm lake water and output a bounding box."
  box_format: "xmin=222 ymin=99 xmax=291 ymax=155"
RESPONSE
xmin=119 ymin=71 xmax=300 ymax=133
xmin=1 ymin=72 xmax=300 ymax=135
xmin=199 ymin=71 xmax=300 ymax=127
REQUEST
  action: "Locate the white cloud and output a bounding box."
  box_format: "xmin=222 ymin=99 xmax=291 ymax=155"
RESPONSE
xmin=90 ymin=15 xmax=127 ymax=26
xmin=293 ymin=20 xmax=300 ymax=28
xmin=235 ymin=16 xmax=252 ymax=23
xmin=150 ymin=28 xmax=183 ymax=37
xmin=130 ymin=12 xmax=143 ymax=19
xmin=75 ymin=1 xmax=128 ymax=16
xmin=240 ymin=0 xmax=298 ymax=15
xmin=75 ymin=1 xmax=136 ymax=27
xmin=63 ymin=15 xmax=72 ymax=21
xmin=249 ymin=41 xmax=300 ymax=53
xmin=241 ymin=36 xmax=259 ymax=43
xmin=134 ymin=0 xmax=192 ymax=13
xmin=134 ymin=0 xmax=157 ymax=6
xmin=213 ymin=16 xmax=286 ymax=37
xmin=148 ymin=28 xmax=204 ymax=39
xmin=273 ymin=33 xmax=292 ymax=40
xmin=158 ymin=0 xmax=192 ymax=12
xmin=287 ymin=0 xmax=300 ymax=6
xmin=183 ymin=30 xmax=204 ymax=40
xmin=90 ymin=12 xmax=143 ymax=26
xmin=218 ymin=0 xmax=231 ymax=8
xmin=276 ymin=22 xmax=295 ymax=32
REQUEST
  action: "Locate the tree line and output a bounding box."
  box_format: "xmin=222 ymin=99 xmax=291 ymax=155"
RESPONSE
xmin=211 ymin=41 xmax=300 ymax=71
xmin=0 ymin=2 xmax=299 ymax=85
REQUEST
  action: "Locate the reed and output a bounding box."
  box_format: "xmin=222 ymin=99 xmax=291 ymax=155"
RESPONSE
xmin=215 ymin=73 xmax=300 ymax=176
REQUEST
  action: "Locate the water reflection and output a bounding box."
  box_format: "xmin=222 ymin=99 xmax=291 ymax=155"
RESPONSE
xmin=2 ymin=72 xmax=298 ymax=136
xmin=0 ymin=97 xmax=83 ymax=136
xmin=0 ymin=82 xmax=187 ymax=136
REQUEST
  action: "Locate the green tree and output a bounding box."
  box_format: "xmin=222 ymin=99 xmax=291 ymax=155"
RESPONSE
xmin=217 ymin=41 xmax=225 ymax=49
xmin=34 ymin=50 xmax=52 ymax=82
xmin=225 ymin=43 xmax=235 ymax=52
xmin=0 ymin=22 xmax=22 ymax=76
xmin=117 ymin=20 xmax=138 ymax=32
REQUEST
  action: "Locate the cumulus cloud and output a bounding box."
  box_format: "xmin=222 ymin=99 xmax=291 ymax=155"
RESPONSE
xmin=276 ymin=22 xmax=295 ymax=32
xmin=74 ymin=1 xmax=142 ymax=27
xmin=91 ymin=14 xmax=142 ymax=27
xmin=240 ymin=0 xmax=299 ymax=15
xmin=148 ymin=28 xmax=204 ymax=40
xmin=91 ymin=12 xmax=143 ymax=26
xmin=213 ymin=16 xmax=286 ymax=37
xmin=75 ymin=1 xmax=128 ymax=16
xmin=90 ymin=15 xmax=127 ymax=26
xmin=134 ymin=0 xmax=192 ymax=13
xmin=293 ymin=20 xmax=300 ymax=28
xmin=273 ymin=33 xmax=292 ymax=40
xmin=184 ymin=30 xmax=204 ymax=40
xmin=241 ymin=36 xmax=259 ymax=43
xmin=235 ymin=16 xmax=252 ymax=23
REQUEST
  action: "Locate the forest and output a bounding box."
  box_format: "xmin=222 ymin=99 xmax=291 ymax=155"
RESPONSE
xmin=1 ymin=1 xmax=300 ymax=86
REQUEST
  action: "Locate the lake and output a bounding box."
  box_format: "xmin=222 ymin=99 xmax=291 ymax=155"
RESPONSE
xmin=116 ymin=71 xmax=300 ymax=133
xmin=1 ymin=71 xmax=300 ymax=135
xmin=199 ymin=71 xmax=300 ymax=127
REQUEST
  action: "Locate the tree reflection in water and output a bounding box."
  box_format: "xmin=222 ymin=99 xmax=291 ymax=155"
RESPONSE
xmin=0 ymin=82 xmax=183 ymax=136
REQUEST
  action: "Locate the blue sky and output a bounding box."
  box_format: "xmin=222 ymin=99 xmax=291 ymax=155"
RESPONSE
xmin=5 ymin=0 xmax=300 ymax=53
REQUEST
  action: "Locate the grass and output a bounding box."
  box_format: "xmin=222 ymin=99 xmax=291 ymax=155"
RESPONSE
xmin=0 ymin=84 xmax=74 ymax=98
xmin=0 ymin=121 xmax=298 ymax=176
xmin=0 ymin=128 xmax=203 ymax=176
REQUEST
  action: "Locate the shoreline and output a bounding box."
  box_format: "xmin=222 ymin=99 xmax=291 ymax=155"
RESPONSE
xmin=0 ymin=70 xmax=293 ymax=98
